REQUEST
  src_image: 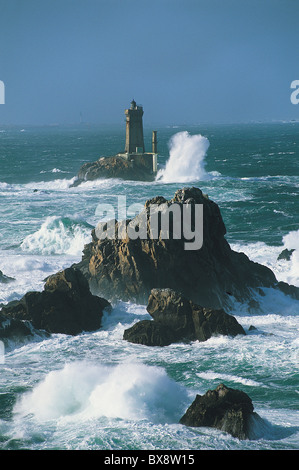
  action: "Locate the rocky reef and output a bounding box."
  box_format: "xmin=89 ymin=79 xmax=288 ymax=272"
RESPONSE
xmin=123 ymin=288 xmax=245 ymax=346
xmin=74 ymin=186 xmax=299 ymax=308
xmin=0 ymin=267 xmax=111 ymax=337
xmin=180 ymin=383 xmax=260 ymax=440
xmin=71 ymin=155 xmax=155 ymax=186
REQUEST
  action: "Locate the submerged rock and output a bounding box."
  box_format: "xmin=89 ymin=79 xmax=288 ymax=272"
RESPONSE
xmin=123 ymin=288 xmax=245 ymax=346
xmin=0 ymin=268 xmax=111 ymax=336
xmin=180 ymin=383 xmax=259 ymax=440
xmin=0 ymin=270 xmax=15 ymax=284
xmin=277 ymin=248 xmax=295 ymax=261
xmin=71 ymin=155 xmax=155 ymax=186
xmin=74 ymin=187 xmax=298 ymax=308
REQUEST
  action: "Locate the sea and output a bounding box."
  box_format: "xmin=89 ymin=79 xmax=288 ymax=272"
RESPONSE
xmin=0 ymin=122 xmax=298 ymax=451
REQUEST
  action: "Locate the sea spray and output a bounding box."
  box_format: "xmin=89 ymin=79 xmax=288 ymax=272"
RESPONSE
xmin=156 ymin=131 xmax=210 ymax=183
xmin=231 ymin=229 xmax=299 ymax=289
xmin=13 ymin=362 xmax=189 ymax=424
xmin=281 ymin=229 xmax=299 ymax=287
xmin=20 ymin=216 xmax=92 ymax=256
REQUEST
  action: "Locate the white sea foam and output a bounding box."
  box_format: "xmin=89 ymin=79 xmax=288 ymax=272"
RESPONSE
xmin=76 ymin=177 xmax=122 ymax=190
xmin=40 ymin=168 xmax=69 ymax=174
xmin=231 ymin=229 xmax=299 ymax=288
xmin=24 ymin=178 xmax=76 ymax=191
xmin=0 ymin=182 xmax=11 ymax=190
xmin=14 ymin=362 xmax=188 ymax=424
xmin=196 ymin=371 xmax=265 ymax=388
xmin=0 ymin=178 xmax=76 ymax=193
xmin=281 ymin=229 xmax=299 ymax=287
xmin=0 ymin=251 xmax=81 ymax=304
xmin=156 ymin=131 xmax=210 ymax=183
xmin=20 ymin=216 xmax=92 ymax=256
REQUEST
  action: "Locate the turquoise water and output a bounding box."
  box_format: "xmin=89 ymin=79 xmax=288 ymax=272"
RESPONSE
xmin=0 ymin=122 xmax=298 ymax=450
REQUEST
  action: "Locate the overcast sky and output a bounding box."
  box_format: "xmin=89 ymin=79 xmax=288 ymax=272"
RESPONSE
xmin=0 ymin=0 xmax=298 ymax=125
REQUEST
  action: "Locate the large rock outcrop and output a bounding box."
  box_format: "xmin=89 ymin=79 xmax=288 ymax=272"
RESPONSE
xmin=180 ymin=383 xmax=259 ymax=440
xmin=75 ymin=187 xmax=298 ymax=309
xmin=0 ymin=267 xmax=111 ymax=336
xmin=123 ymin=288 xmax=245 ymax=346
xmin=72 ymin=155 xmax=155 ymax=186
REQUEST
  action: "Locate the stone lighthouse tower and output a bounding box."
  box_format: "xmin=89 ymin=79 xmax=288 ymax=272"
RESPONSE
xmin=115 ymin=99 xmax=158 ymax=175
xmin=125 ymin=100 xmax=145 ymax=154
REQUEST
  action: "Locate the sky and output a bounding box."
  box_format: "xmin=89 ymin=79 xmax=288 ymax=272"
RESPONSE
xmin=0 ymin=0 xmax=299 ymax=126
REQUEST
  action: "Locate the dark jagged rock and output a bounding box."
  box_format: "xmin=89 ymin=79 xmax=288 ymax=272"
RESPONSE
xmin=0 ymin=268 xmax=111 ymax=336
xmin=0 ymin=270 xmax=15 ymax=284
xmin=74 ymin=187 xmax=299 ymax=308
xmin=275 ymin=280 xmax=299 ymax=300
xmin=123 ymin=319 xmax=176 ymax=347
xmin=179 ymin=383 xmax=259 ymax=440
xmin=0 ymin=312 xmax=33 ymax=341
xmin=123 ymin=288 xmax=245 ymax=346
xmin=277 ymin=248 xmax=295 ymax=261
xmin=0 ymin=312 xmax=49 ymax=349
xmin=248 ymin=325 xmax=258 ymax=331
xmin=71 ymin=155 xmax=155 ymax=186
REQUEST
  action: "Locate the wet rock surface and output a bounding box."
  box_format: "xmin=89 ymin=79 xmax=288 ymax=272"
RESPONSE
xmin=72 ymin=155 xmax=155 ymax=186
xmin=0 ymin=268 xmax=111 ymax=336
xmin=74 ymin=187 xmax=296 ymax=308
xmin=0 ymin=270 xmax=15 ymax=284
xmin=180 ymin=383 xmax=259 ymax=440
xmin=123 ymin=288 xmax=245 ymax=346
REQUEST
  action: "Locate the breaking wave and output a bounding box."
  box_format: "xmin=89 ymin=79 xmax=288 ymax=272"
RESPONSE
xmin=20 ymin=216 xmax=92 ymax=256
xmin=231 ymin=228 xmax=299 ymax=289
xmin=156 ymin=131 xmax=210 ymax=183
xmin=14 ymin=362 xmax=189 ymax=424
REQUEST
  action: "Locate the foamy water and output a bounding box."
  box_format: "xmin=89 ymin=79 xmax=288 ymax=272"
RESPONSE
xmin=231 ymin=230 xmax=299 ymax=289
xmin=20 ymin=216 xmax=92 ymax=256
xmin=14 ymin=362 xmax=189 ymax=424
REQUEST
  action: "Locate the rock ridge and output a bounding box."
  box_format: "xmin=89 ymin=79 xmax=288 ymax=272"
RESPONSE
xmin=74 ymin=186 xmax=299 ymax=309
xmin=180 ymin=383 xmax=260 ymax=440
xmin=123 ymin=288 xmax=246 ymax=346
xmin=0 ymin=267 xmax=111 ymax=337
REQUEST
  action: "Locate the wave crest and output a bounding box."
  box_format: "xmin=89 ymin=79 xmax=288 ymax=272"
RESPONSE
xmin=20 ymin=216 xmax=92 ymax=256
xmin=14 ymin=362 xmax=188 ymax=424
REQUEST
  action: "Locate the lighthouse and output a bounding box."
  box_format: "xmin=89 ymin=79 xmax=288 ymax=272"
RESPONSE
xmin=117 ymin=100 xmax=158 ymax=174
xmin=73 ymin=99 xmax=159 ymax=185
xmin=125 ymin=100 xmax=145 ymax=154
